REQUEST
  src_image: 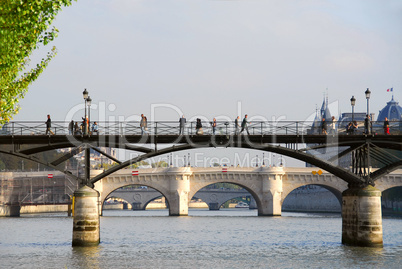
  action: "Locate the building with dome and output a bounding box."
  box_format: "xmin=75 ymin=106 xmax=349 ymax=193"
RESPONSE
xmin=377 ymin=96 xmax=402 ymax=122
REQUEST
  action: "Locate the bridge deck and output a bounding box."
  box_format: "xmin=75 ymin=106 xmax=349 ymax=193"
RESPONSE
xmin=1 ymin=134 xmax=401 ymax=147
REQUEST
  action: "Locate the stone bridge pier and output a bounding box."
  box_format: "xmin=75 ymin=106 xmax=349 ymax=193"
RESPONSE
xmin=165 ymin=167 xmax=192 ymax=216
xmin=342 ymin=186 xmax=383 ymax=247
xmin=256 ymin=167 xmax=285 ymax=216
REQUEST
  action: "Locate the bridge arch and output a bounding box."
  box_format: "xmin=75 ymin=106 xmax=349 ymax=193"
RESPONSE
xmin=281 ymin=184 xmax=343 ymax=213
xmin=282 ymin=183 xmax=344 ymax=206
xmin=190 ymin=182 xmax=255 ymax=211
xmin=98 ymin=182 xmax=171 ymax=215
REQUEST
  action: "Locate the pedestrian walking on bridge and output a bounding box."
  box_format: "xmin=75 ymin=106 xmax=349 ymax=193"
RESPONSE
xmin=45 ymin=115 xmax=54 ymax=135
xmin=240 ymin=114 xmax=250 ymax=135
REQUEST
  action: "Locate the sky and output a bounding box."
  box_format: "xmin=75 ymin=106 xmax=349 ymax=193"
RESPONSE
xmin=11 ymin=0 xmax=402 ymax=165
xmin=14 ymin=0 xmax=402 ymax=123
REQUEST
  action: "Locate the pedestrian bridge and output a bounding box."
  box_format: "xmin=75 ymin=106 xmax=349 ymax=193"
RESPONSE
xmin=2 ymin=120 xmax=402 ymax=247
xmin=95 ymin=166 xmax=402 ymax=216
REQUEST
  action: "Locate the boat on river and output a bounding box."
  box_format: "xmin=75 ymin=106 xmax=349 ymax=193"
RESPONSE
xmin=235 ymin=201 xmax=249 ymax=208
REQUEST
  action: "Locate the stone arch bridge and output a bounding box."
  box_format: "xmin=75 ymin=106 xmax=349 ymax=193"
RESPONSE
xmin=95 ymin=167 xmax=401 ymax=216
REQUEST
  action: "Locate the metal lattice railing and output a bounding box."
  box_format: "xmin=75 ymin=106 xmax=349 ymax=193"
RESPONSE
xmin=1 ymin=120 xmax=401 ymax=136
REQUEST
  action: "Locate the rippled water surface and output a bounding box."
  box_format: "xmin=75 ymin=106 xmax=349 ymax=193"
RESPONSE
xmin=0 ymin=209 xmax=401 ymax=268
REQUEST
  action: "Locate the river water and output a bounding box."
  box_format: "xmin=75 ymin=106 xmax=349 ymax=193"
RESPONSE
xmin=0 ymin=209 xmax=400 ymax=269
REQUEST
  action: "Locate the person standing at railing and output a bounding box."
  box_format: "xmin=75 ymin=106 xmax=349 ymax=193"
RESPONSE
xmin=92 ymin=122 xmax=98 ymax=135
xmin=179 ymin=115 xmax=186 ymax=135
xmin=45 ymin=115 xmax=54 ymax=135
xmin=212 ymin=118 xmax=217 ymax=135
xmin=68 ymin=120 xmax=74 ymax=135
xmin=196 ymin=118 xmax=203 ymax=135
xmin=364 ymin=114 xmax=371 ymax=134
xmin=74 ymin=122 xmax=80 ymax=135
xmin=240 ymin=114 xmax=250 ymax=135
xmin=320 ymin=118 xmax=327 ymax=135
xmin=140 ymin=114 xmax=148 ymax=135
xmin=330 ymin=116 xmax=337 ymax=135
xmin=346 ymin=122 xmax=353 ymax=135
xmin=384 ymin=117 xmax=390 ymax=135
xmin=81 ymin=117 xmax=89 ymax=135
xmin=234 ymin=116 xmax=240 ymax=135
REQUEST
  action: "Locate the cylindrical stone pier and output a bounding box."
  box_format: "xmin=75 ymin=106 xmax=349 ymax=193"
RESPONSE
xmin=167 ymin=167 xmax=192 ymax=216
xmin=342 ymin=185 xmax=383 ymax=247
xmin=259 ymin=167 xmax=284 ymax=216
xmin=72 ymin=186 xmax=100 ymax=247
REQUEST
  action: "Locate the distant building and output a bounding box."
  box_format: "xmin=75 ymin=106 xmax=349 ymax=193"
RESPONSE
xmin=307 ymin=93 xmax=402 ymax=168
xmin=377 ymin=96 xmax=402 ymax=122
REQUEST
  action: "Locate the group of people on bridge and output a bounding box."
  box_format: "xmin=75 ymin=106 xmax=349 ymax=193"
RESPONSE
xmin=43 ymin=113 xmax=395 ymax=136
xmin=320 ymin=115 xmax=391 ymax=135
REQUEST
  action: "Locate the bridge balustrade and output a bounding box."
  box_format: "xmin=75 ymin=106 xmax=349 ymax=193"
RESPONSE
xmin=1 ymin=120 xmax=401 ymax=136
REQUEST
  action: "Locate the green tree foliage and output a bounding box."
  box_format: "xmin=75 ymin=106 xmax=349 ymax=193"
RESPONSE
xmin=0 ymin=0 xmax=74 ymax=124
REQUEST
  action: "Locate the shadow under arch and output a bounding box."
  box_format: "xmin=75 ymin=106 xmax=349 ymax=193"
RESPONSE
xmin=189 ymin=181 xmax=262 ymax=214
xmin=381 ymin=186 xmax=402 ymax=217
xmin=102 ymin=196 xmax=131 ymax=214
xmin=99 ymin=183 xmax=171 ymax=215
xmin=282 ymin=184 xmax=343 ymax=210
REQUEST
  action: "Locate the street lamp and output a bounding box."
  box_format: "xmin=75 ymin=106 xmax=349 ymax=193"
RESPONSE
xmin=365 ymin=88 xmax=371 ymax=133
xmin=350 ymin=96 xmax=356 ymax=122
xmin=83 ymin=88 xmax=89 ymax=117
xmin=87 ymin=96 xmax=92 ymax=133
xmin=83 ymin=89 xmax=89 ymax=135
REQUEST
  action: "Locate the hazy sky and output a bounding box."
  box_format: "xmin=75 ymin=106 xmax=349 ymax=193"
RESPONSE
xmin=14 ymin=0 xmax=402 ymax=124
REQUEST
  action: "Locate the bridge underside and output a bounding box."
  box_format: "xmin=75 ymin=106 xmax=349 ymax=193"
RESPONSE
xmin=0 ymin=134 xmax=401 ymax=188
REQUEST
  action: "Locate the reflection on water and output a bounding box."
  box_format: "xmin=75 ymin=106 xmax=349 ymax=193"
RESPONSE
xmin=71 ymin=246 xmax=103 ymax=269
xmin=0 ymin=209 xmax=400 ymax=268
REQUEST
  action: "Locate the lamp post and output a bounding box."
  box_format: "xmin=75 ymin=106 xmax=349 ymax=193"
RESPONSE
xmin=350 ymin=96 xmax=356 ymax=122
xmin=365 ymin=88 xmax=372 ymax=182
xmin=87 ymin=96 xmax=92 ymax=134
xmin=83 ymin=89 xmax=89 ymax=135
xmin=83 ymin=88 xmax=88 ymax=117
xmin=365 ymin=88 xmax=371 ymax=134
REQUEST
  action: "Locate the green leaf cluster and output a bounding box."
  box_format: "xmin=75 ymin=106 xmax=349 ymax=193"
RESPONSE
xmin=0 ymin=0 xmax=74 ymax=124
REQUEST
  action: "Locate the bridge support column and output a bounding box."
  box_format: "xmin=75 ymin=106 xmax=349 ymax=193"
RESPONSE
xmin=209 ymin=202 xmax=220 ymax=210
xmin=167 ymin=168 xmax=192 ymax=216
xmin=259 ymin=167 xmax=284 ymax=216
xmin=72 ymin=186 xmax=100 ymax=247
xmin=0 ymin=205 xmax=21 ymax=217
xmin=342 ymin=186 xmax=383 ymax=247
xmin=131 ymin=202 xmax=143 ymax=210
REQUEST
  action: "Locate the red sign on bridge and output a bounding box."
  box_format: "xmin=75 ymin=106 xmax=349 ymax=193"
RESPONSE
xmin=132 ymin=171 xmax=139 ymax=176
xmin=48 ymin=174 xmax=53 ymax=179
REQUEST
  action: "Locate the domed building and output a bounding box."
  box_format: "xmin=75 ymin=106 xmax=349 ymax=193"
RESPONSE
xmin=377 ymin=96 xmax=402 ymax=122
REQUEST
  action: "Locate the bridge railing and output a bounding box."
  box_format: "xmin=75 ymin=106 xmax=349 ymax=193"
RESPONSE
xmin=1 ymin=120 xmax=401 ymax=136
